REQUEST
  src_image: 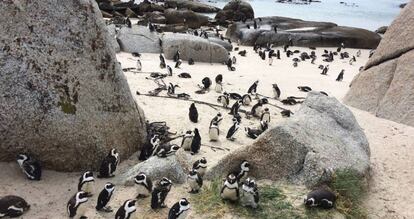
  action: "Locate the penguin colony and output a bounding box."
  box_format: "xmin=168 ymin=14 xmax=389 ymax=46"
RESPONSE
xmin=2 ymin=18 xmax=365 ymax=218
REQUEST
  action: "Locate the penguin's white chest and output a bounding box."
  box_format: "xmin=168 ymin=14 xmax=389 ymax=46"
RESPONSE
xmin=209 ymin=128 xmax=219 ymax=141
xmin=221 ymin=188 xmax=238 ymax=201
xmin=76 ymin=203 xmax=88 ymax=218
xmin=177 ymin=210 xmax=190 ymax=219
xmin=241 ymin=191 xmax=257 ymax=208
xmin=215 ymin=84 xmax=223 ymax=93
xmin=188 ymin=178 xmax=200 ymax=190
xmin=83 ymin=181 xmax=95 ymax=195
xmin=182 ymin=138 xmax=192 ymax=151
xmin=261 ymin=113 xmax=270 ymax=123
xmin=196 ymin=167 xmax=206 ymax=177
xmin=136 ymin=184 xmax=150 ymax=197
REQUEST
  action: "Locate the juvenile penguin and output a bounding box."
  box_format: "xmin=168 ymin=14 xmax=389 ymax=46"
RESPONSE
xmin=229 ymin=100 xmax=242 ymax=116
xmin=115 ymin=199 xmax=137 ymax=219
xmin=272 ymin=84 xmax=281 ymax=100
xmin=209 ymin=121 xmax=220 ymax=141
xmin=78 ymin=171 xmax=95 ymax=197
xmin=187 ymin=169 xmax=203 ymax=193
xmin=226 ymin=117 xmax=240 ymax=141
xmin=96 ymin=183 xmax=115 ymax=212
xmin=242 ymin=94 xmax=252 ymax=106
xmin=220 ymin=173 xmax=239 ymax=202
xmin=181 ymin=131 xmax=194 ymax=151
xmin=136 ymin=59 xmax=142 ymax=72
xmin=189 ymin=103 xmax=198 ymax=123
xmin=190 ymin=128 xmax=201 ymax=154
xmin=134 ymin=173 xmax=153 ymax=198
xmin=98 ymin=148 xmax=120 ymax=178
xmin=260 ymin=108 xmax=271 ymax=123
xmin=241 ymin=178 xmax=259 ymax=208
xmin=151 ymin=177 xmax=173 ymax=209
xmin=67 ymin=191 xmax=88 ymax=218
xmin=168 ymin=198 xmax=190 ymax=219
xmin=217 ymin=93 xmax=230 ymax=108
xmin=0 ymin=195 xmax=30 ymax=218
xmin=304 ymin=188 xmax=336 ymax=209
xmin=192 ymin=157 xmax=207 ymax=177
xmin=16 ymin=153 xmax=41 ymax=181
xmin=336 ymin=70 xmax=344 ymax=81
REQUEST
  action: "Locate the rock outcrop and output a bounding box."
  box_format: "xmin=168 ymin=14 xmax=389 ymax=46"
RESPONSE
xmin=165 ymin=0 xmax=220 ymax=13
xmin=206 ymin=92 xmax=370 ymax=187
xmin=117 ymin=26 xmax=162 ymax=53
xmin=0 ymin=0 xmax=146 ymax=171
xmin=215 ymin=0 xmax=254 ymax=24
xmin=164 ymin=9 xmax=210 ymax=29
xmin=162 ymin=33 xmax=230 ymax=63
xmin=107 ymin=24 xmax=121 ymax=52
xmin=344 ymin=1 xmax=414 ymax=127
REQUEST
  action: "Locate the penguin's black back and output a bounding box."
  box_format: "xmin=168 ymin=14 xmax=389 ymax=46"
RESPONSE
xmin=96 ymin=189 xmax=110 ymax=210
xmin=189 ymin=103 xmax=198 ymax=123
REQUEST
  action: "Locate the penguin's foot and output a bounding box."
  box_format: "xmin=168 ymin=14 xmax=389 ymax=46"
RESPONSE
xmin=136 ymin=194 xmax=147 ymax=199
xmin=160 ymin=203 xmax=167 ymax=208
xmin=101 ymin=206 xmax=113 ymax=212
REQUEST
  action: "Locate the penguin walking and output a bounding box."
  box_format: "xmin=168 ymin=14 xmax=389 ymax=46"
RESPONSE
xmin=242 ymin=94 xmax=252 ymax=106
xmin=272 ymin=84 xmax=281 ymax=100
xmin=181 ymin=131 xmax=194 ymax=151
xmin=0 ymin=195 xmax=30 ymax=218
xmin=247 ymin=80 xmax=259 ymax=98
xmin=168 ymin=198 xmax=190 ymax=219
xmin=98 ymin=148 xmax=119 ymax=178
xmin=229 ymin=100 xmax=242 ymax=116
xmin=215 ymin=74 xmax=223 ymax=93
xmin=189 ymin=103 xmax=198 ymax=123
xmin=151 ymin=177 xmax=173 ymax=209
xmin=336 ymin=70 xmax=344 ymax=81
xmin=96 ymin=183 xmax=115 ymax=212
xmin=209 ymin=121 xmax=220 ymax=141
xmin=200 ymin=77 xmax=212 ymax=90
xmin=241 ymin=178 xmax=259 ymax=209
xmin=304 ymin=188 xmax=336 ymax=209
xmin=139 ymin=134 xmax=160 ymax=160
xmin=260 ymin=108 xmax=270 ymax=123
xmin=115 ymin=199 xmax=137 ymax=219
xmin=16 ymin=153 xmax=41 ymax=180
xmin=190 ymin=128 xmax=201 ymax=155
xmin=220 ymin=174 xmax=239 ymax=202
xmin=192 ymin=157 xmax=207 ymax=177
xmin=134 ymin=173 xmax=153 ymax=198
xmin=67 ymin=191 xmax=88 ymax=218
xmin=187 ymin=169 xmax=203 ymax=193
xmin=217 ymin=93 xmax=230 ymax=108
xmin=226 ymin=117 xmax=240 ymax=141
xmin=136 ymin=59 xmax=142 ymax=72
xmin=78 ymin=171 xmax=95 ymax=197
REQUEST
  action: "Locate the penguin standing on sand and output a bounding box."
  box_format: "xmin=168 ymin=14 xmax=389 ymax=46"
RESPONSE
xmin=201 ymin=77 xmax=212 ymax=90
xmin=168 ymin=198 xmax=191 ymax=219
xmin=134 ymin=173 xmax=153 ymax=198
xmin=139 ymin=134 xmax=160 ymax=160
xmin=242 ymin=94 xmax=252 ymax=106
xmin=229 ymin=100 xmax=242 ymax=116
xmin=159 ymin=54 xmax=166 ymax=69
xmin=247 ymin=80 xmax=259 ymax=98
xmin=304 ymin=188 xmax=336 ymax=209
xmin=0 ymin=195 xmax=30 ymax=218
xmin=96 ymin=183 xmax=115 ymax=212
xmin=78 ymin=171 xmax=95 ymax=197
xmin=175 ymin=59 xmax=182 ymax=68
xmin=336 ymin=70 xmax=344 ymax=81
xmin=67 ymin=191 xmax=88 ymax=218
xmin=232 ymin=56 xmax=237 ymax=65
xmin=217 ymin=93 xmax=230 ymax=108
xmin=321 ymin=65 xmax=329 ymax=75
xmin=98 ymin=148 xmax=119 ymax=178
xmin=173 ymin=51 xmax=181 ymax=62
xmin=241 ymin=178 xmax=259 ymax=208
xmin=215 ymin=74 xmax=223 ymax=93
xmin=167 ymin=65 xmax=173 ymax=76
xmin=192 ymin=157 xmax=207 ymax=177
xmin=136 ymin=59 xmax=142 ymax=72
xmin=187 ymin=170 xmax=203 ymax=193
xmin=181 ymin=131 xmax=194 ymax=151
xmin=220 ymin=173 xmax=239 ymax=201
xmin=115 ymin=199 xmax=137 ymax=219
xmin=191 ymin=128 xmax=201 ymax=154
xmin=272 ymin=84 xmax=281 ymax=99
xmin=151 ymin=177 xmax=173 ymax=209
xmin=189 ymin=103 xmax=198 ymax=123
xmin=260 ymin=108 xmax=270 ymax=123
xmin=209 ymin=121 xmax=220 ymax=141
xmin=210 ymin=112 xmax=223 ymax=126
xmin=16 ymin=153 xmax=41 ymax=180
xmin=226 ymin=117 xmax=240 ymax=141
xmin=226 ymin=58 xmax=235 ymax=71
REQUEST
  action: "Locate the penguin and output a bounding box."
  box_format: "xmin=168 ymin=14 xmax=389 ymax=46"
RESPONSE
xmin=272 ymin=84 xmax=281 ymax=100
xmin=78 ymin=171 xmax=95 ymax=197
xmin=247 ymin=80 xmax=259 ymax=97
xmin=181 ymin=131 xmax=194 ymax=151
xmin=293 ymin=61 xmax=298 ymax=67
xmin=356 ymin=49 xmax=361 ymax=57
xmin=201 ymin=77 xmax=212 ymax=90
xmin=336 ymin=70 xmax=344 ymax=81
xmin=189 ymin=103 xmax=198 ymax=123
xmin=16 ymin=153 xmax=41 ymax=180
xmin=244 ymin=126 xmax=262 ymax=139
xmin=175 ymin=59 xmax=182 ymax=68
xmin=67 ymin=191 xmax=88 ymax=218
xmin=226 ymin=117 xmax=240 ymax=141
xmin=217 ymin=93 xmax=230 ymax=108
xmin=151 ymin=177 xmax=173 ymax=209
xmin=281 ymin=110 xmax=292 ymax=117
xmin=149 ymin=22 xmax=155 ymax=32
xmin=260 ymin=108 xmax=270 ymax=123
xmin=240 ymin=178 xmax=259 ymax=208
xmin=96 ymin=183 xmax=115 ymax=212
xmin=232 ymin=56 xmax=237 ymax=65
xmin=238 ymin=50 xmax=247 ymax=56
xmin=134 ymin=173 xmax=153 ymax=198
xmin=168 ymin=198 xmax=190 ymax=219
xmin=159 ymin=54 xmax=166 ymax=69
xmin=139 ymin=134 xmax=160 ymax=160
xmin=136 ymin=59 xmax=142 ymax=72
xmin=321 ymin=65 xmax=329 ymax=75
xmin=131 ymin=52 xmax=141 ymax=57
xmin=0 ymin=195 xmax=30 ymax=218
xmin=190 ymin=128 xmax=201 ymax=155
xmin=233 ymin=160 xmax=250 ymax=182
xmin=168 ymin=83 xmax=180 ymax=95
xmin=215 ymin=74 xmax=223 ymax=93
xmin=192 ymin=157 xmax=207 ymax=177
xmin=187 ymin=169 xmax=203 ymax=193
xmin=209 ymin=121 xmax=220 ymax=141
xmin=229 ymin=93 xmax=243 ymax=100
xmin=178 ymin=72 xmax=191 ymax=78
xmin=98 ymin=148 xmax=120 ymax=178
xmin=188 ymin=58 xmax=195 ymax=65
xmin=242 ymin=94 xmax=252 ymax=106
xmin=155 ymin=144 xmax=180 ymax=158
xmin=115 ymin=199 xmax=137 ymax=219
xmin=226 ymin=58 xmax=234 ymax=71
xmin=173 ymin=51 xmax=181 ymax=62
xmin=167 ymin=65 xmax=173 ymax=76
xmin=229 ymin=100 xmax=242 ymax=116
xmin=268 ymin=50 xmax=274 ymax=65
xmin=126 ymin=17 xmax=132 ymax=28
xmin=220 ymin=173 xmax=239 ymax=202
xmin=304 ymin=188 xmax=336 ymax=209
xmin=251 ymin=101 xmax=263 ymax=117
xmin=298 ymin=86 xmax=312 ymax=92
xmin=210 ymin=112 xmax=223 ymax=126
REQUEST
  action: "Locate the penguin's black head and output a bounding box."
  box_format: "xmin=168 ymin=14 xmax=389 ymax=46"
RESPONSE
xmin=194 ymin=128 xmax=199 ymax=134
xmin=241 ymin=160 xmax=250 ymax=171
xmin=304 ymin=197 xmax=316 ymax=207
xmin=105 ymin=183 xmax=115 ymax=191
xmin=135 ymin=173 xmax=146 ymax=183
xmin=171 ymin=145 xmax=180 ymax=152
xmin=160 ymin=177 xmax=172 ymax=187
xmin=179 ymin=198 xmax=190 ymax=207
xmin=227 ymin=173 xmax=237 ymax=184
xmin=77 ymin=191 xmax=89 ymax=200
xmin=261 ymin=98 xmax=269 ymax=104
xmin=200 ymin=157 xmax=207 ymax=164
xmin=127 ymin=199 xmax=137 ymax=207
xmin=83 ymin=171 xmax=94 ymax=180
xmin=16 ymin=153 xmax=29 ymax=163
xmin=190 ymin=103 xmax=196 ymax=108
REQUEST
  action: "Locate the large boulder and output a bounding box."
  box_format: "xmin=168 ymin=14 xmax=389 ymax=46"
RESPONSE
xmin=208 ymin=37 xmax=233 ymax=51
xmin=215 ymin=0 xmax=254 ymax=24
xmin=206 ymin=92 xmax=370 ymax=187
xmin=226 ymin=16 xmax=381 ymax=48
xmin=117 ymin=26 xmax=162 ymax=53
xmin=164 ymin=9 xmax=210 ymax=29
xmin=344 ymin=1 xmax=414 ymax=127
xmin=162 ymin=33 xmax=230 ymax=63
xmin=0 ymin=0 xmax=146 ymax=171
xmin=165 ymin=0 xmax=220 ymax=13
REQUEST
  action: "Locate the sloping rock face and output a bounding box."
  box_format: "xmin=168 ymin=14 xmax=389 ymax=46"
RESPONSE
xmin=215 ymin=0 xmax=254 ymax=24
xmin=164 ymin=9 xmax=209 ymax=29
xmin=344 ymin=1 xmax=414 ymax=127
xmin=162 ymin=33 xmax=229 ymax=63
xmin=226 ymin=16 xmax=381 ymax=49
xmin=165 ymin=0 xmax=220 ymax=13
xmin=206 ymin=93 xmax=370 ymax=188
xmin=0 ymin=0 xmax=146 ymax=171
xmin=107 ymin=24 xmax=121 ymax=52
xmin=117 ymin=26 xmax=161 ymax=53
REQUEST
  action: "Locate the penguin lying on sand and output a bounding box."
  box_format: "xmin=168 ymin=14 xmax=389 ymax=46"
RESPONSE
xmin=154 ymin=144 xmax=180 ymax=158
xmin=209 ymin=121 xmax=220 ymax=141
xmin=226 ymin=117 xmax=240 ymax=141
xmin=115 ymin=199 xmax=137 ymax=219
xmin=168 ymin=198 xmax=190 ymax=219
xmin=16 ymin=153 xmax=42 ymax=181
xmin=0 ymin=195 xmax=30 ymax=218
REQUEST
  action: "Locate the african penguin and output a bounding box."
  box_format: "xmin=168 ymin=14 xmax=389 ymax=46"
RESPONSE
xmin=187 ymin=169 xmax=203 ymax=193
xmin=155 ymin=144 xmax=180 ymax=158
xmin=192 ymin=157 xmax=207 ymax=177
xmin=272 ymin=84 xmax=281 ymax=100
xmin=233 ymin=160 xmax=250 ymax=182
xmin=136 ymin=59 xmax=142 ymax=72
xmin=226 ymin=117 xmax=240 ymax=141
xmin=115 ymin=199 xmax=137 ymax=219
xmin=167 ymin=65 xmax=173 ymax=76
xmin=217 ymin=93 xmax=230 ymax=108
xmin=209 ymin=121 xmax=220 ymax=141
xmin=247 ymin=80 xmax=259 ymax=97
xmin=175 ymin=59 xmax=182 ymax=68
xmin=98 ymin=148 xmax=119 ymax=178
xmin=201 ymin=77 xmax=212 ymax=90
xmin=78 ymin=171 xmax=95 ymax=197
xmin=188 ymin=58 xmax=194 ymax=65
xmin=67 ymin=191 xmax=88 ymax=218
xmin=181 ymin=131 xmax=194 ymax=151
xmin=16 ymin=153 xmax=42 ymax=180
xmin=190 ymin=128 xmax=201 ymax=155
xmin=168 ymin=198 xmax=190 ymax=219
xmin=178 ymin=72 xmax=191 ymax=78
xmin=151 ymin=177 xmax=173 ymax=209
xmin=242 ymin=94 xmax=252 ymax=106
xmin=215 ymin=74 xmax=223 ymax=93
xmin=159 ymin=54 xmax=166 ymax=69
xmin=260 ymin=108 xmax=270 ymax=123
xmin=229 ymin=100 xmax=242 ymax=116
xmin=0 ymin=195 xmax=30 ymax=218
xmin=139 ymin=134 xmax=160 ymax=160
xmin=241 ymin=178 xmax=259 ymax=208
xmin=336 ymin=70 xmax=344 ymax=81
xmin=298 ymin=86 xmax=312 ymax=92
xmin=210 ymin=112 xmax=223 ymax=126
xmin=134 ymin=172 xmax=153 ymax=198
xmin=304 ymin=188 xmax=336 ymax=209
xmin=189 ymin=103 xmax=198 ymax=123
xmin=96 ymin=183 xmax=115 ymax=212
xmin=251 ymin=101 xmax=264 ymax=117
xmin=220 ymin=173 xmax=239 ymax=202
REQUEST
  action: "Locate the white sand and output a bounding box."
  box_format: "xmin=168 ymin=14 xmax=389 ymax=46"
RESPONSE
xmin=1 ymin=45 xmax=413 ymax=218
